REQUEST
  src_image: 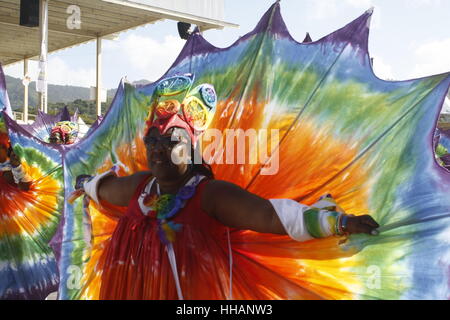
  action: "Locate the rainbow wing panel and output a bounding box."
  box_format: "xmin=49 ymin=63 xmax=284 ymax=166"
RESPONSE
xmin=1 ymin=114 xmax=63 ymax=299
xmin=53 ymin=3 xmax=450 ymax=299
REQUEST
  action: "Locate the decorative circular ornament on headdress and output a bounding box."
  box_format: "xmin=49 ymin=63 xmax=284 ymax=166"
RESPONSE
xmin=155 ymin=100 xmax=181 ymax=119
xmin=182 ymin=84 xmax=217 ymax=131
xmin=182 ymin=96 xmax=213 ymax=131
xmin=200 ymin=84 xmax=217 ymax=109
xmin=156 ymin=75 xmax=193 ymax=97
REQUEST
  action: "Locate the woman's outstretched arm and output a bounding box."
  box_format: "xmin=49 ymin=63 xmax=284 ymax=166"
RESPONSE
xmin=201 ymin=179 xmax=379 ymax=238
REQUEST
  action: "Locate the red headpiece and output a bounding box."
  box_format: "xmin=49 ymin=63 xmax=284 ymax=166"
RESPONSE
xmin=144 ymin=74 xmax=217 ymax=147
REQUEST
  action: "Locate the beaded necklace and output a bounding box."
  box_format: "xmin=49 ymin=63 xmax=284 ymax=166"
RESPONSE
xmin=140 ymin=174 xmax=202 ymax=244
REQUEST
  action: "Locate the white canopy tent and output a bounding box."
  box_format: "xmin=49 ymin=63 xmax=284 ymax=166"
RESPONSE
xmin=0 ymin=0 xmax=238 ymax=120
xmin=441 ymin=97 xmax=450 ymax=115
xmin=438 ymin=95 xmax=450 ymax=129
xmin=76 ymin=115 xmax=89 ymax=138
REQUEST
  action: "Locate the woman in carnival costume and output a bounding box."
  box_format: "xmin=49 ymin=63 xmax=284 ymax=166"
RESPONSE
xmin=73 ymin=75 xmax=379 ymax=299
xmin=0 ymin=132 xmax=31 ymax=191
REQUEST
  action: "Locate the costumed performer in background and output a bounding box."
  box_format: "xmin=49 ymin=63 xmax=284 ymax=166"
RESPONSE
xmin=0 ymin=133 xmax=32 ymax=191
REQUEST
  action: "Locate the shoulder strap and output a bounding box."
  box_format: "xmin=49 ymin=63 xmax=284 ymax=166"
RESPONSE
xmin=131 ymin=174 xmax=154 ymax=201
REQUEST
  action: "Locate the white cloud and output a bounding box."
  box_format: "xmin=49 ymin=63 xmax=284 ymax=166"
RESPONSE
xmin=371 ymin=55 xmax=395 ymax=80
xmin=4 ymin=63 xmax=21 ymax=79
xmin=112 ymin=34 xmax=185 ymax=81
xmin=344 ymin=0 xmax=374 ymax=9
xmin=405 ymin=0 xmax=442 ymax=8
xmin=46 ymin=57 xmax=96 ymax=87
xmin=308 ymin=0 xmax=374 ymax=20
xmin=4 ymin=57 xmax=95 ymax=87
xmin=103 ymin=38 xmax=120 ymax=51
xmin=309 ymin=0 xmax=338 ymax=20
xmin=410 ymin=38 xmax=450 ymax=78
xmin=369 ymin=6 xmax=381 ymax=30
xmin=4 ymin=61 xmax=37 ymax=81
xmin=4 ymin=34 xmax=185 ymax=88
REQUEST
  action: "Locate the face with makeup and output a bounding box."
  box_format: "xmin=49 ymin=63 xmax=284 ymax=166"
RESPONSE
xmin=144 ymin=127 xmax=192 ymax=181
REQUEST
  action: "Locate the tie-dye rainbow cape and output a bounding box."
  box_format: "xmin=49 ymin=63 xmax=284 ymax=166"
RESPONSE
xmin=0 ymin=66 xmax=63 ymax=299
xmin=3 ymin=1 xmax=450 ymax=299
xmin=0 ymin=95 xmax=104 ymax=298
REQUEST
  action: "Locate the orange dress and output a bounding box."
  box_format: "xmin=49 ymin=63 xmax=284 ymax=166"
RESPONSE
xmin=92 ymin=174 xmax=325 ymax=300
xmin=98 ymin=175 xmax=234 ymax=299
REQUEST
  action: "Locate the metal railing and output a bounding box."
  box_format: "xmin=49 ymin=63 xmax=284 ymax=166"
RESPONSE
xmin=12 ymin=111 xmax=36 ymax=123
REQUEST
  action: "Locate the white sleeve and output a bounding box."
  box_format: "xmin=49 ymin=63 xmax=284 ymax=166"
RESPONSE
xmin=269 ymin=199 xmax=315 ymax=242
xmin=83 ymin=171 xmax=116 ymax=204
xmin=270 ymin=196 xmax=345 ymax=241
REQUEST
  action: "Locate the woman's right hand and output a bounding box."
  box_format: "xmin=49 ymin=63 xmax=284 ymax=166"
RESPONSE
xmin=9 ymin=149 xmax=21 ymax=167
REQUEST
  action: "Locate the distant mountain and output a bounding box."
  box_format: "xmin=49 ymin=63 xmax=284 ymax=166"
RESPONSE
xmin=132 ymin=79 xmax=153 ymax=86
xmin=5 ymin=75 xmax=152 ymax=110
xmin=106 ymin=79 xmax=153 ymax=99
xmin=5 ymin=75 xmax=90 ymax=110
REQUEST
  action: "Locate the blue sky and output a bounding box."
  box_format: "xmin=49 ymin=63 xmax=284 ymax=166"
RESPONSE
xmin=4 ymin=0 xmax=450 ymax=90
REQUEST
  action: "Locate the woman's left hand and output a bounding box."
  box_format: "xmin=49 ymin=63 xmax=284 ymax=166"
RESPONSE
xmin=345 ymin=215 xmax=380 ymax=235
